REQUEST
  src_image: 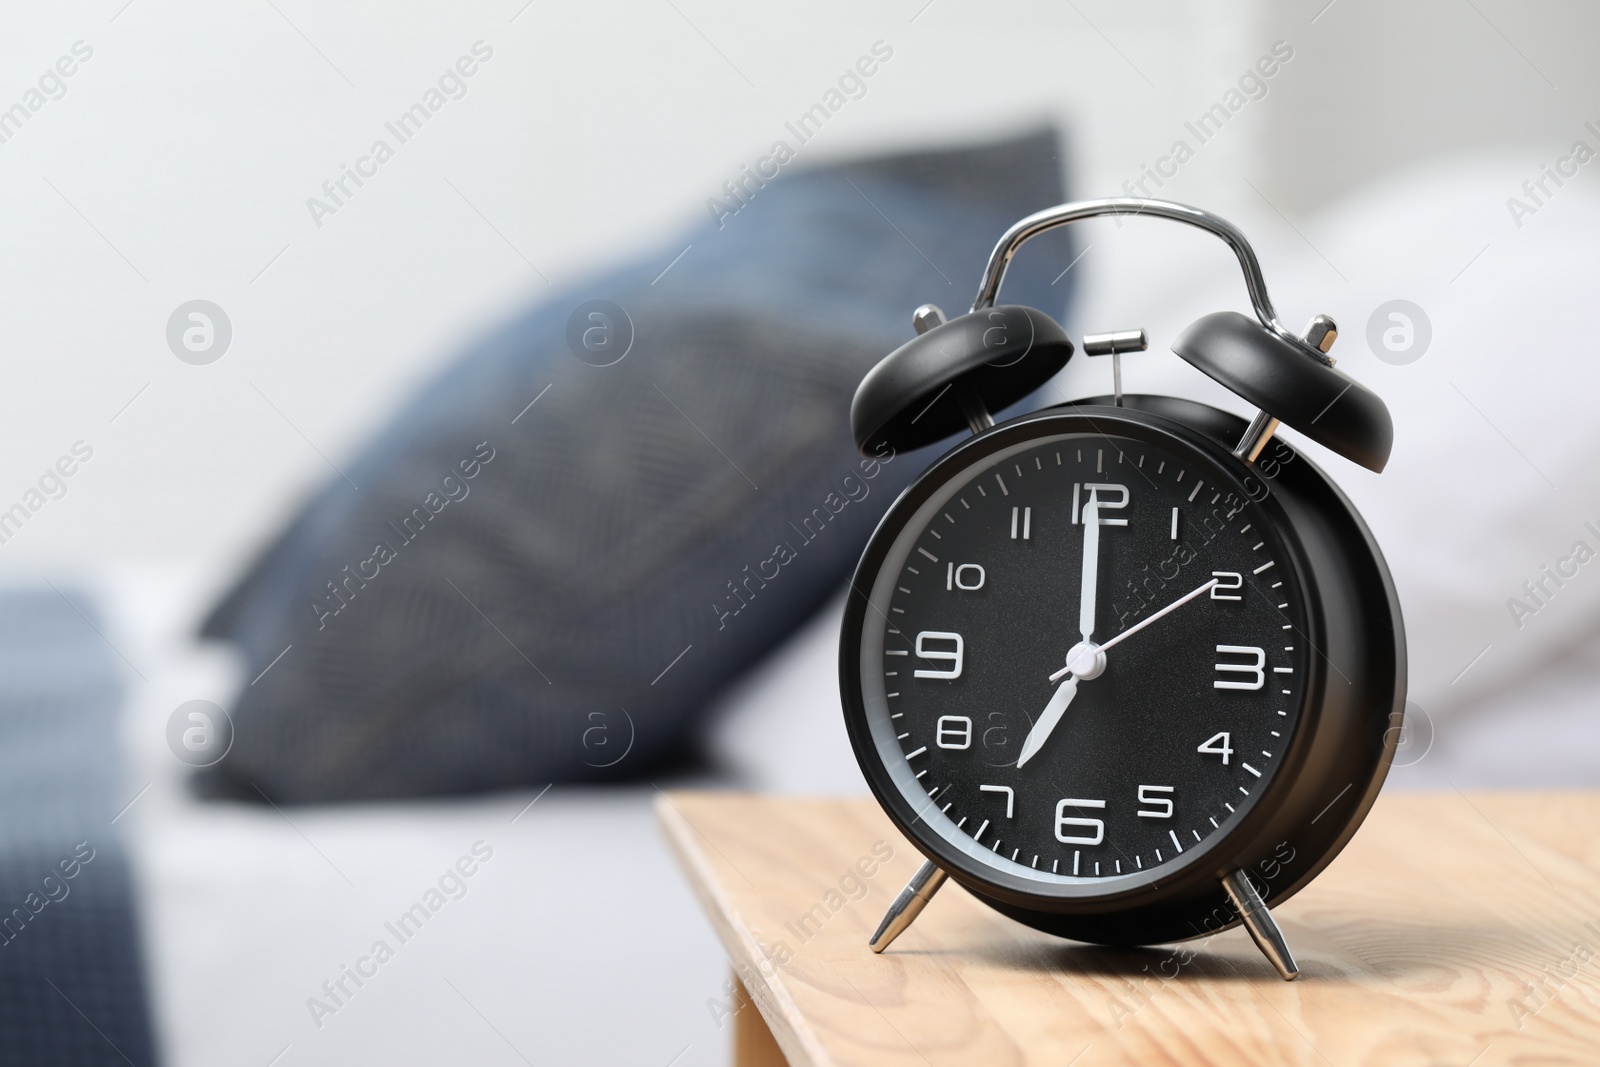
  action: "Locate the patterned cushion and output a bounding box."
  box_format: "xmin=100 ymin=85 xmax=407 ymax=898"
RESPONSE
xmin=198 ymin=128 xmax=1078 ymax=803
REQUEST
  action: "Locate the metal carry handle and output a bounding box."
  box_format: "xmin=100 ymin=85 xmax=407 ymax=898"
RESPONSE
xmin=968 ymin=198 xmax=1333 ymax=366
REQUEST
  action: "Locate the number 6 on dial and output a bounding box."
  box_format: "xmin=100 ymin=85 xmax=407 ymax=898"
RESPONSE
xmin=1054 ymin=798 xmax=1106 ymax=845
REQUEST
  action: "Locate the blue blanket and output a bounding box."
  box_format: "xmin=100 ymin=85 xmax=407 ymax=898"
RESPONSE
xmin=0 ymin=590 xmax=157 ymax=1064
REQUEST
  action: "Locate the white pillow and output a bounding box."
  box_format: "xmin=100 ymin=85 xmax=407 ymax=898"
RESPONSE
xmin=1062 ymin=156 xmax=1600 ymax=724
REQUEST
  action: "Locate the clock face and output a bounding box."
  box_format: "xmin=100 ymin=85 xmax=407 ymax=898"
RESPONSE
xmin=851 ymin=424 xmax=1311 ymax=892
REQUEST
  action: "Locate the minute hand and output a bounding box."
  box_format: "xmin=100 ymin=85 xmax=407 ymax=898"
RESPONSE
xmin=1050 ymin=577 xmax=1220 ymax=682
xmin=1078 ymin=492 xmax=1100 ymax=643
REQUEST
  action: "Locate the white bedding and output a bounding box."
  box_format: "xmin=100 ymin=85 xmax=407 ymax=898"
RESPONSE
xmin=110 ymin=157 xmax=1600 ymax=1066
xmin=113 ymin=565 xmax=744 ymax=1067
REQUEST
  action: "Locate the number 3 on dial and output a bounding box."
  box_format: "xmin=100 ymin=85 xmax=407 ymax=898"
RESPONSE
xmin=1213 ymin=645 xmax=1265 ymax=690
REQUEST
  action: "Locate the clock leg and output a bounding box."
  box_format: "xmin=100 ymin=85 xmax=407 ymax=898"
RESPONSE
xmin=1221 ymin=868 xmax=1299 ymax=980
xmin=869 ymin=860 xmax=948 ymax=953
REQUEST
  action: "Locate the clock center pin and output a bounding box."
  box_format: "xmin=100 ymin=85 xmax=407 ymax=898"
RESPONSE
xmin=1064 ymin=641 xmax=1105 ymax=681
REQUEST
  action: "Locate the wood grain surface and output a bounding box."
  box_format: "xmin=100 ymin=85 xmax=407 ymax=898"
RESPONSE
xmin=657 ymin=791 xmax=1600 ymax=1067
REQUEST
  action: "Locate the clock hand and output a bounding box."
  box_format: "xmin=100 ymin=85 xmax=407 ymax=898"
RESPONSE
xmin=1078 ymin=490 xmax=1100 ymax=644
xmin=1015 ymin=675 xmax=1079 ymax=769
xmin=1050 ymin=577 xmax=1220 ymax=682
xmin=1014 ymin=492 xmax=1104 ymax=770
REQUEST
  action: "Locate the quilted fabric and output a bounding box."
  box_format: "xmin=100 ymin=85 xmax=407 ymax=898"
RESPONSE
xmin=0 ymin=591 xmax=157 ymax=1064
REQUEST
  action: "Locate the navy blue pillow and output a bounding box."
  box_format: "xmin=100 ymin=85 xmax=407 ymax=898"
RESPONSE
xmin=198 ymin=128 xmax=1077 ymax=803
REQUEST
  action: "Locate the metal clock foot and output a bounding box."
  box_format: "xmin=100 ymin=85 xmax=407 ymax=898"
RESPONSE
xmin=869 ymin=860 xmax=948 ymax=953
xmin=1221 ymin=868 xmax=1299 ymax=980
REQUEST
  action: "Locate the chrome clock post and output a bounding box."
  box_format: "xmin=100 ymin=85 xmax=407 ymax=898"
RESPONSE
xmin=1221 ymin=868 xmax=1300 ymax=980
xmin=1232 ymin=314 xmax=1338 ymax=462
xmin=1083 ymin=328 xmax=1148 ymax=407
xmin=913 ymin=303 xmax=995 ymax=434
xmin=869 ymin=859 xmax=949 ymax=953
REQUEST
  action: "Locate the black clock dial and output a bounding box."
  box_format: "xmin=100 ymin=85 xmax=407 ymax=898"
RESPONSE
xmin=855 ymin=429 xmax=1309 ymax=887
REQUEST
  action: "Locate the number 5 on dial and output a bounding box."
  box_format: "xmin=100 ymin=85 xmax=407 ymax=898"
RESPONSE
xmin=1136 ymin=784 xmax=1174 ymax=819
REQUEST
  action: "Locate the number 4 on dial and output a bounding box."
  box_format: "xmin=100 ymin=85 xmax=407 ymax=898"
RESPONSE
xmin=1198 ymin=731 xmax=1233 ymax=765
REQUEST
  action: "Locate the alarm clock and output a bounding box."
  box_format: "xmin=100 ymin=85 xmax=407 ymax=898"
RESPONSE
xmin=839 ymin=198 xmax=1404 ymax=980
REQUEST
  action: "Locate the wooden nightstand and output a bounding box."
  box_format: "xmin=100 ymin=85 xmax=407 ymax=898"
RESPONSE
xmin=659 ymin=790 xmax=1600 ymax=1066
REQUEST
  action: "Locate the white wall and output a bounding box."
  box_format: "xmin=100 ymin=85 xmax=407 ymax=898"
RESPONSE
xmin=0 ymin=0 xmax=1260 ymax=583
xmin=0 ymin=0 xmax=1592 ymax=589
xmin=1261 ymin=0 xmax=1600 ymax=212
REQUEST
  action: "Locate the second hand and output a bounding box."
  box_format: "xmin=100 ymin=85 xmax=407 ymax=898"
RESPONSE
xmin=1049 ymin=577 xmax=1220 ymax=682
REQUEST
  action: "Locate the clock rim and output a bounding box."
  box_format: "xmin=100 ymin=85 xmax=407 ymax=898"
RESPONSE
xmin=840 ymin=399 xmax=1403 ymax=939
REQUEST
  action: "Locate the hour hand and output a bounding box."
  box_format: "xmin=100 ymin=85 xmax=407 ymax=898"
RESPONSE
xmin=1015 ymin=675 xmax=1078 ymax=769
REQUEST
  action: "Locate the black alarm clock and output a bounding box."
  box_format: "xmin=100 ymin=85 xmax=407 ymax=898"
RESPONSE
xmin=839 ymin=198 xmax=1404 ymax=980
